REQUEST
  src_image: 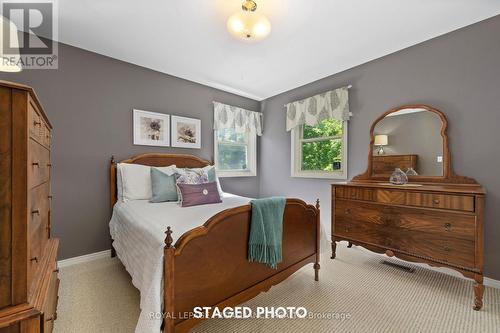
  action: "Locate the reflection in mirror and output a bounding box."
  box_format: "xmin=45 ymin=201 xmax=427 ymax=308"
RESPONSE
xmin=372 ymin=108 xmax=444 ymax=177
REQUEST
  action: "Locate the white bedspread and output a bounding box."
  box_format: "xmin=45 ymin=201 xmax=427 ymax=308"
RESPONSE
xmin=109 ymin=193 xmax=252 ymax=333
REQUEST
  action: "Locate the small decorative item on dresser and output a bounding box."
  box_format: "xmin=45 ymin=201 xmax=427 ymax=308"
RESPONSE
xmin=406 ymin=167 xmax=418 ymax=176
xmin=389 ymin=168 xmax=408 ymax=185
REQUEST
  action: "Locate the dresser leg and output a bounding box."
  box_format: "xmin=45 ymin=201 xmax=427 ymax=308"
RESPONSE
xmin=331 ymin=241 xmax=337 ymax=259
xmin=347 ymin=242 xmax=353 ymax=248
xmin=473 ymin=275 xmax=484 ymax=310
xmin=314 ymin=263 xmax=320 ymax=281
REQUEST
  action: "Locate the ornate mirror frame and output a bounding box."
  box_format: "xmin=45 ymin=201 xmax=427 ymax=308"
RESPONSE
xmin=352 ymin=104 xmax=477 ymax=184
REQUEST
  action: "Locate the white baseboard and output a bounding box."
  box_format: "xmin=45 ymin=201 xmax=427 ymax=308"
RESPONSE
xmin=485 ymin=277 xmax=500 ymax=289
xmin=58 ymin=247 xmax=500 ymax=290
xmin=340 ymin=242 xmax=500 ymax=289
xmin=58 ymin=249 xmax=111 ymax=268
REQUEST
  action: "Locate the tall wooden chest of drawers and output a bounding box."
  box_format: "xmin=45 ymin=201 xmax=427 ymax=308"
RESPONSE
xmin=331 ymin=182 xmax=485 ymax=310
xmin=0 ymin=81 xmax=60 ymax=332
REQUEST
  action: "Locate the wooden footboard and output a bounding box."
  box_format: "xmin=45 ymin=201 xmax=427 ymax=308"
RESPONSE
xmin=163 ymin=199 xmax=320 ymax=333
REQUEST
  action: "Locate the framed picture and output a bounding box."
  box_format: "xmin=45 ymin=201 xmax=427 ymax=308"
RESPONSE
xmin=171 ymin=115 xmax=201 ymax=149
xmin=133 ymin=109 xmax=170 ymax=147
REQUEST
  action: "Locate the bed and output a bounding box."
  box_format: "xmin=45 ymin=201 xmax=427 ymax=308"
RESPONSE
xmin=109 ymin=153 xmax=320 ymax=333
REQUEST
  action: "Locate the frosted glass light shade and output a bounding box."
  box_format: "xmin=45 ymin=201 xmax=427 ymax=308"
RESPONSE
xmin=227 ymin=10 xmax=271 ymax=41
xmin=0 ymin=16 xmax=22 ymax=72
xmin=374 ymin=134 xmax=388 ymax=146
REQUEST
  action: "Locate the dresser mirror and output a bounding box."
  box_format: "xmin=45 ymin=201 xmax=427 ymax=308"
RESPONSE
xmin=353 ymin=104 xmax=476 ymax=184
xmin=372 ymin=107 xmax=444 ymax=177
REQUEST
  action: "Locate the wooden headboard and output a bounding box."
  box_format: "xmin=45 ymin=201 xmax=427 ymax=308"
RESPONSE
xmin=110 ymin=153 xmax=211 ymax=207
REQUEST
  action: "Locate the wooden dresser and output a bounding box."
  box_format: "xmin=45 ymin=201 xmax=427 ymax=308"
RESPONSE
xmin=0 ymin=81 xmax=60 ymax=332
xmin=372 ymin=154 xmax=417 ymax=175
xmin=332 ymin=104 xmax=486 ymax=310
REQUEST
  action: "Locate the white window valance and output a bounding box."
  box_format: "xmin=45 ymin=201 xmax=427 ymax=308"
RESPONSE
xmin=213 ymin=101 xmax=263 ymax=136
xmin=285 ymin=86 xmax=351 ymax=131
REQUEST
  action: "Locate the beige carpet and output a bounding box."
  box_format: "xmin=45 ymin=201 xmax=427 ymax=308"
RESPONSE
xmin=54 ymin=243 xmax=500 ymax=333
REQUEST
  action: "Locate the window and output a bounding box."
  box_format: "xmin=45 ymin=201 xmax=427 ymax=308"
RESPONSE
xmin=291 ymin=118 xmax=348 ymax=179
xmin=214 ymin=128 xmax=257 ymax=177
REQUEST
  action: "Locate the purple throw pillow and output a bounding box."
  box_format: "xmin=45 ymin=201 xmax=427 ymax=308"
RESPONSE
xmin=177 ymin=182 xmax=222 ymax=207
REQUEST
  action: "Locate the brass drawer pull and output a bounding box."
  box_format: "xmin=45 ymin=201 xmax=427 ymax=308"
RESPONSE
xmin=47 ymin=163 xmax=52 ymax=167
xmin=31 ymin=209 xmax=40 ymax=215
xmin=30 ymin=256 xmax=38 ymax=263
xmin=433 ymin=199 xmax=440 ymax=205
xmin=48 ymin=195 xmax=53 ymax=199
xmin=33 ymin=120 xmax=41 ymax=126
xmin=444 ymin=223 xmax=452 ymax=231
xmin=32 ymin=161 xmax=40 ymax=166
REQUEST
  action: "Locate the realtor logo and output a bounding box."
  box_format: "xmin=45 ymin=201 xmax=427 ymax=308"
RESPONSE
xmin=1 ymin=0 xmax=58 ymax=69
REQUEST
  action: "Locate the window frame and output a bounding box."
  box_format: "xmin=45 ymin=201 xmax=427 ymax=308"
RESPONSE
xmin=214 ymin=130 xmax=257 ymax=178
xmin=290 ymin=120 xmax=348 ymax=179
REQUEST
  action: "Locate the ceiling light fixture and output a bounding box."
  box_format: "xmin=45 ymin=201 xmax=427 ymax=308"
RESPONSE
xmin=227 ymin=0 xmax=271 ymax=42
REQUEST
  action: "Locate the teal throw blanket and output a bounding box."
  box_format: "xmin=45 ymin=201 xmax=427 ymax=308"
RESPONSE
xmin=248 ymin=197 xmax=286 ymax=269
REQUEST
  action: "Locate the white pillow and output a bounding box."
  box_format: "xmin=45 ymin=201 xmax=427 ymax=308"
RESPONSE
xmin=116 ymin=165 xmax=123 ymax=201
xmin=155 ymin=165 xmax=177 ymax=176
xmin=118 ymin=163 xmax=152 ymax=201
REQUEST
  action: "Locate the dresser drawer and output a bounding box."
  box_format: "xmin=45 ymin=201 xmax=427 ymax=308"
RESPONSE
xmin=334 ymin=200 xmax=476 ymax=268
xmin=376 ymin=189 xmax=406 ymax=204
xmin=336 ymin=219 xmax=475 ymax=268
xmin=335 ymin=187 xmax=374 ymax=201
xmin=335 ymin=200 xmax=476 ymax=241
xmin=29 ymin=139 xmax=50 ymax=188
xmin=406 ymin=192 xmax=474 ymax=212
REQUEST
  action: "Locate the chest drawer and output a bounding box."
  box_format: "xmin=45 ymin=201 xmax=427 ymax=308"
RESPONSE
xmin=29 ymin=101 xmax=43 ymax=141
xmin=28 ymin=183 xmax=50 ymax=293
xmin=334 ymin=200 xmax=476 ymax=268
xmin=335 ymin=200 xmax=476 ymax=241
xmin=43 ymin=263 xmax=59 ymax=333
xmin=29 ymin=139 xmax=51 ymax=189
xmin=335 ymin=187 xmax=375 ymax=201
xmin=406 ymin=192 xmax=474 ymax=212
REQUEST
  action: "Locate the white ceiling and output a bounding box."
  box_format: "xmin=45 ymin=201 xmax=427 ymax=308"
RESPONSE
xmin=57 ymin=0 xmax=500 ymax=101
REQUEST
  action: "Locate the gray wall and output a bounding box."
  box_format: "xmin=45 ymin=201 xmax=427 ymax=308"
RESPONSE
xmin=0 ymin=43 xmax=260 ymax=260
xmin=374 ymin=111 xmax=443 ymax=175
xmin=260 ymin=15 xmax=500 ymax=279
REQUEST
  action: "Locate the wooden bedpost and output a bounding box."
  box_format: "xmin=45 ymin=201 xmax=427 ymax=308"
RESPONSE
xmin=110 ymin=155 xmax=117 ymax=258
xmin=314 ymin=199 xmax=321 ymax=281
xmin=163 ymin=227 xmax=175 ymax=333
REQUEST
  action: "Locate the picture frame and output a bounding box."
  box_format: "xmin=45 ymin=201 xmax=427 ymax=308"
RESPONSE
xmin=133 ymin=109 xmax=170 ymax=147
xmin=171 ymin=115 xmax=201 ymax=149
